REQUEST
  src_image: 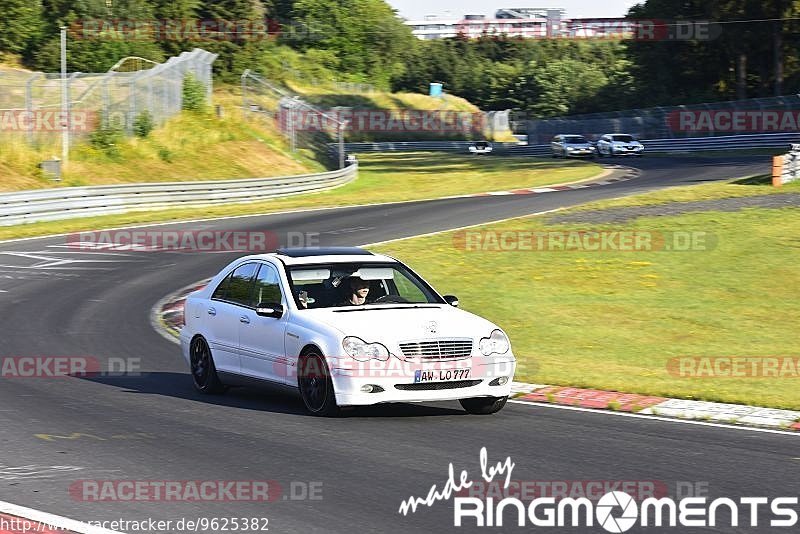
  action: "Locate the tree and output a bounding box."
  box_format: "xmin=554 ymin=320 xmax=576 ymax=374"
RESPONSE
xmin=528 ymin=59 xmax=609 ymax=116
xmin=291 ymin=0 xmax=416 ymax=86
xmin=0 ymin=0 xmax=44 ymax=55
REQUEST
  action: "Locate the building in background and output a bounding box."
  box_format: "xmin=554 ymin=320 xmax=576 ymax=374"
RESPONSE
xmin=404 ymin=8 xmax=634 ymax=40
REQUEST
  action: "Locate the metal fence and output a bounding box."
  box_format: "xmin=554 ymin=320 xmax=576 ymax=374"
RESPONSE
xmin=521 ymin=95 xmax=800 ymax=144
xmin=241 ymin=70 xmax=346 ymax=168
xmin=0 ymin=48 xmax=217 ymax=145
xmin=0 ymin=164 xmax=357 ymax=227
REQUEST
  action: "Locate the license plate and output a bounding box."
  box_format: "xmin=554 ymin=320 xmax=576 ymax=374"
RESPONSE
xmin=414 ymin=369 xmax=471 ymax=383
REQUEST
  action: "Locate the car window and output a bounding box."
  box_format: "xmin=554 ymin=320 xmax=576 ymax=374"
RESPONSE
xmin=612 ymin=135 xmax=634 ymax=142
xmin=564 ymin=136 xmax=587 ymax=143
xmin=211 ymin=273 xmax=233 ymax=300
xmin=251 ymin=263 xmax=283 ymax=306
xmin=287 ymin=262 xmax=441 ymax=309
xmin=394 ymin=275 xmax=428 ymax=302
xmin=213 ymin=262 xmax=259 ymax=306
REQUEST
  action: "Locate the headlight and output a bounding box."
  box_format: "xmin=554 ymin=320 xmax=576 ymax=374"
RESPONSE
xmin=479 ymin=329 xmax=510 ymax=356
xmin=342 ymin=337 xmax=390 ymax=361
xmin=566 ymin=146 xmax=575 ymax=151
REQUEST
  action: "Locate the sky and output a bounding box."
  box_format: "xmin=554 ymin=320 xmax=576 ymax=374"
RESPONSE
xmin=386 ymin=1 xmax=640 ymax=20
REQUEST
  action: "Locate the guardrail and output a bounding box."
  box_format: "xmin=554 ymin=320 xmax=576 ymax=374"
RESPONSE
xmin=342 ymin=141 xmax=550 ymax=156
xmin=641 ymin=132 xmax=800 ymax=152
xmin=0 ymin=165 xmax=357 ymax=227
xmin=343 ymin=133 xmax=800 ymax=157
xmin=772 ymin=144 xmax=800 ymax=186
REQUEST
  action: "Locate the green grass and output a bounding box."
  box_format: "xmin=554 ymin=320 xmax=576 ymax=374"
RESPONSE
xmin=370 ymin=180 xmax=800 ymax=410
xmin=0 ymin=152 xmax=600 ymax=241
xmin=0 ymin=86 xmax=320 ymax=192
xmin=564 ymin=174 xmax=799 ymax=213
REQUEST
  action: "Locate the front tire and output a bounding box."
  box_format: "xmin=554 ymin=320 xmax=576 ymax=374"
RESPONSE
xmin=190 ymin=336 xmax=225 ymax=394
xmin=460 ymin=396 xmax=508 ymax=415
xmin=298 ymin=351 xmax=340 ymax=417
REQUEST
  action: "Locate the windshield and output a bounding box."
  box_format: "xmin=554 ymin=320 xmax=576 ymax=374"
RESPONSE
xmin=564 ymin=136 xmax=587 ymax=144
xmin=287 ymin=262 xmax=442 ymax=309
xmin=612 ymin=135 xmax=634 ymax=142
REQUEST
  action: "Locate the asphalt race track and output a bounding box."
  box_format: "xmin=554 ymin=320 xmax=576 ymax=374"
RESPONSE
xmin=1 ymin=155 xmax=796 ymax=533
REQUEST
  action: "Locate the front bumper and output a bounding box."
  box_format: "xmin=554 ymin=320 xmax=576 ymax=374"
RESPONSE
xmin=610 ymin=146 xmax=643 ymax=155
xmin=329 ymin=355 xmax=516 ymax=406
xmin=566 ymin=149 xmax=595 ymax=158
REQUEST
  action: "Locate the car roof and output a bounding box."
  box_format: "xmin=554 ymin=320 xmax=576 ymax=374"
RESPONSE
xmin=231 ymin=248 xmax=399 ymax=266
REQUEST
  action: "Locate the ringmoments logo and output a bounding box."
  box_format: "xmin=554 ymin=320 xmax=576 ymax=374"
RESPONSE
xmin=398 ymin=448 xmax=800 ymax=531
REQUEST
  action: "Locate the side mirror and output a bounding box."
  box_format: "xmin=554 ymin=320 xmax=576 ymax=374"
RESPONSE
xmin=256 ymin=302 xmax=284 ymax=319
xmin=443 ymin=295 xmax=459 ymax=307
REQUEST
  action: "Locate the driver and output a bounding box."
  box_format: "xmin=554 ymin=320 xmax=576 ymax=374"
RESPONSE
xmin=338 ymin=276 xmax=370 ymax=306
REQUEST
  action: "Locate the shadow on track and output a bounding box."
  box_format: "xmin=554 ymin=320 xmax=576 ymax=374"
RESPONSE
xmin=75 ymin=372 xmax=467 ymax=419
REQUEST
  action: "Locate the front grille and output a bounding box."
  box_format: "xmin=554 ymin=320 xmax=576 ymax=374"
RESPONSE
xmin=394 ymin=380 xmax=482 ymax=391
xmin=399 ymin=339 xmax=473 ymax=360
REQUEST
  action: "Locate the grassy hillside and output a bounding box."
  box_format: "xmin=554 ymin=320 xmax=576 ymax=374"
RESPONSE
xmin=0 ymin=63 xmax=510 ymax=192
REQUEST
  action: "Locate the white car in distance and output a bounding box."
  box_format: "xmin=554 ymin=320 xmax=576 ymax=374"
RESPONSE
xmin=468 ymin=141 xmax=493 ymax=155
xmin=180 ymin=247 xmax=516 ymax=416
xmin=596 ymin=133 xmax=644 ymax=157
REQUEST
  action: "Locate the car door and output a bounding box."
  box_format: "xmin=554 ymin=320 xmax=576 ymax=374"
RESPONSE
xmin=238 ymin=262 xmax=291 ymax=384
xmin=205 ymin=262 xmax=259 ymax=375
xmin=551 ymin=136 xmax=561 ymax=156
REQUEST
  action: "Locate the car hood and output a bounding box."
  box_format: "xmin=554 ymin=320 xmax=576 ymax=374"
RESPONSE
xmin=565 ymin=143 xmax=592 ymax=148
xmin=303 ymin=305 xmax=499 ymax=345
xmin=613 ymin=141 xmax=641 ymax=146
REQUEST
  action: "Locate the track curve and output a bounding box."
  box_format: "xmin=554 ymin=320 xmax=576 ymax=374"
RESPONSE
xmin=0 ymin=155 xmax=794 ymax=533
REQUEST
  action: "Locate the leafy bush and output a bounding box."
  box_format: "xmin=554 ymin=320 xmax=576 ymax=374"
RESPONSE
xmin=133 ymin=111 xmax=154 ymax=138
xmin=89 ymin=114 xmax=125 ymax=158
xmin=157 ymin=147 xmax=173 ymax=163
xmin=182 ymin=74 xmax=207 ymax=112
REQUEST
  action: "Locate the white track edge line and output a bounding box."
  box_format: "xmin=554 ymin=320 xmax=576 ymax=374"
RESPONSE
xmin=0 ymin=501 xmax=124 ymax=534
xmin=359 ymin=206 xmax=570 ymax=247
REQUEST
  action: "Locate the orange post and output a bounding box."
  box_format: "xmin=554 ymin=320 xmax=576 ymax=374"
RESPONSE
xmin=772 ymin=156 xmax=784 ymax=187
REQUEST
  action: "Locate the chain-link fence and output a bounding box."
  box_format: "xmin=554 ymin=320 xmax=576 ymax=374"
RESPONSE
xmin=241 ymin=69 xmax=346 ymax=169
xmin=0 ymin=48 xmax=216 ymax=145
xmin=520 ymin=95 xmax=800 ymax=144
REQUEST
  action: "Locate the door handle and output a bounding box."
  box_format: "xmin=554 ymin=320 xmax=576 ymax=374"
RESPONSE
xmin=207 ymin=307 xmax=216 ymax=316
xmin=240 ymin=316 xmax=250 ymax=324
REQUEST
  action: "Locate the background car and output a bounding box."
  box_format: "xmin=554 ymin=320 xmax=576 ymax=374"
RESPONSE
xmin=596 ymin=133 xmax=644 ymax=157
xmin=180 ymin=247 xmax=516 ymax=417
xmin=468 ymin=141 xmax=493 ymax=154
xmin=551 ymin=134 xmax=596 ymax=158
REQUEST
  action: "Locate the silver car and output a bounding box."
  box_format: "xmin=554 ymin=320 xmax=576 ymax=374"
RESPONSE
xmin=551 ymin=134 xmax=596 ymax=158
xmin=596 ymin=134 xmax=644 ymax=157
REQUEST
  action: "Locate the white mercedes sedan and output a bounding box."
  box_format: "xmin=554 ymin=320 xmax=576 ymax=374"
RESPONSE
xmin=180 ymin=247 xmax=516 ymax=416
